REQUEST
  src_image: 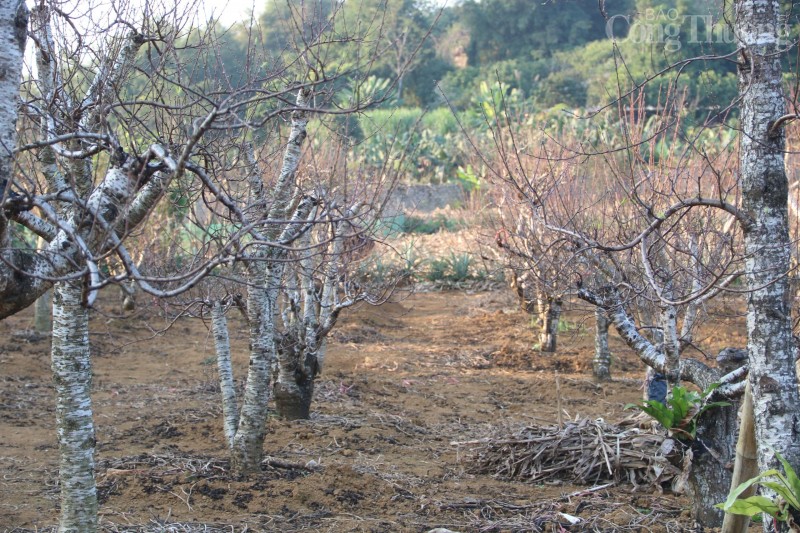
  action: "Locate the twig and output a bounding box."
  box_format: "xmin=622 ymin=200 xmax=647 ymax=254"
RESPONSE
xmin=561 ymin=482 xmax=616 ymax=501
xmin=263 ymin=456 xmax=320 ymax=471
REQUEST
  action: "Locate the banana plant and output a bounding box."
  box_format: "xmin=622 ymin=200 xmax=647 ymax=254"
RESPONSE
xmin=717 ymin=452 xmax=800 ymax=530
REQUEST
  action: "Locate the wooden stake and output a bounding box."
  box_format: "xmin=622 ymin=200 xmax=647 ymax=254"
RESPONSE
xmin=556 ymin=372 xmax=564 ymax=428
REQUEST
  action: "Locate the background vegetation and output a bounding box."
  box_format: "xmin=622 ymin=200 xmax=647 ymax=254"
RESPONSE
xmin=195 ymin=0 xmax=775 ymax=185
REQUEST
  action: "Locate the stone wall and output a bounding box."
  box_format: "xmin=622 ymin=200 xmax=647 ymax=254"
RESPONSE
xmin=385 ymin=183 xmax=465 ymax=214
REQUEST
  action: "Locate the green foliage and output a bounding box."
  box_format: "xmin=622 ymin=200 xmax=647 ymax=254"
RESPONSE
xmin=398 ymin=243 xmax=424 ymax=281
xmin=353 ymin=254 xmax=407 ymax=289
xmin=455 ymin=165 xmax=481 ymax=192
xmin=353 ymin=107 xmax=471 ymax=183
xmin=395 ymin=214 xmax=461 ymax=235
xmin=351 ymin=242 xmax=426 ymax=287
xmin=339 ymin=76 xmax=395 ymax=109
xmin=425 ymin=252 xmax=474 ymax=283
xmin=557 ymin=319 xmax=584 ymax=334
xmin=465 ymin=80 xmax=523 ymax=125
xmin=420 ymin=107 xmax=460 ymax=137
xmin=530 ymin=69 xmax=588 ymax=109
xmin=625 ymin=384 xmax=730 ymax=441
xmin=448 ymin=252 xmax=472 ymax=282
xmin=426 ymin=257 xmax=451 ymax=282
xmin=717 ymin=452 xmax=800 ymax=526
xmin=460 ymin=0 xmax=617 ymax=65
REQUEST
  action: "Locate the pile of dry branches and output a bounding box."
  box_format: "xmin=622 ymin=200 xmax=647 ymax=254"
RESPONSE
xmin=459 ymin=417 xmax=683 ymax=488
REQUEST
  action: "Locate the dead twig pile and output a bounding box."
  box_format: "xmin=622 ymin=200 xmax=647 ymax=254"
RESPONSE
xmin=457 ymin=417 xmax=683 ymax=487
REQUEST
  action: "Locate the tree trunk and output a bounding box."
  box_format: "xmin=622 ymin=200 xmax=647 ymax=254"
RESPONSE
xmin=33 ymin=235 xmax=53 ymax=334
xmin=229 ymin=267 xmax=276 ymax=476
xmin=211 ymin=302 xmax=238 ymax=448
xmin=120 ymin=281 xmax=135 ymax=312
xmin=538 ymin=297 xmax=561 ymax=352
xmin=592 ymin=306 xmax=612 ymax=380
xmin=273 ymin=374 xmax=315 ymax=420
xmin=736 ymin=2 xmax=800 ymax=528
xmin=511 ymin=271 xmax=537 ymax=314
xmin=645 ymin=366 xmax=668 ymax=403
xmin=0 ymin=0 xmax=26 ymax=203
xmin=687 ymin=400 xmax=739 ymax=528
xmin=51 ymin=281 xmax=97 ymax=533
xmin=273 ymin=337 xmax=322 ymax=420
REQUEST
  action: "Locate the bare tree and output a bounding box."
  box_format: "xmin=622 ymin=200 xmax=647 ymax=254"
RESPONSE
xmin=200 ymin=133 xmax=399 ymax=474
xmin=21 ymin=4 xmax=191 ymax=529
xmin=129 ymin=8 xmax=418 ymax=476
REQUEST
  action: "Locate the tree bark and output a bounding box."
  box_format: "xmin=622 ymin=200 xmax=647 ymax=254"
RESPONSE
xmin=0 ymin=0 xmax=28 ymax=269
xmin=229 ymin=265 xmax=275 ymax=475
xmin=580 ymin=285 xmax=747 ymax=524
xmin=273 ymin=330 xmax=325 ymax=420
xmin=51 ymin=281 xmax=97 ymax=533
xmin=592 ymin=306 xmax=612 ymax=380
xmin=687 ymin=401 xmax=739 ymax=527
xmin=0 ymin=0 xmax=26 ymax=197
xmin=736 ymin=3 xmax=800 ymax=529
xmin=538 ymin=296 xmax=561 ymax=353
xmin=32 ymin=236 xmax=52 ymax=334
xmin=211 ymin=302 xmax=238 ymax=448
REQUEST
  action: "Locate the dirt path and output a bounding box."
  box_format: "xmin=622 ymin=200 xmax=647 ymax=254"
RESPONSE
xmin=0 ymin=290 xmax=725 ymax=531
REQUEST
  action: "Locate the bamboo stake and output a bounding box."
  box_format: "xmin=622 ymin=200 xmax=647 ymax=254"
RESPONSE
xmin=721 ymin=381 xmax=758 ymax=533
xmin=556 ymin=372 xmax=564 ymax=428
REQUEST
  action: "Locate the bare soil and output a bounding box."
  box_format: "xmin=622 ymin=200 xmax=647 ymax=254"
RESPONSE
xmin=0 ymin=289 xmax=747 ymax=532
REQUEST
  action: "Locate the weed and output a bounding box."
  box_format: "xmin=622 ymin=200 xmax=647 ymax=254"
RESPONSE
xmin=455 ymin=164 xmax=481 ymax=192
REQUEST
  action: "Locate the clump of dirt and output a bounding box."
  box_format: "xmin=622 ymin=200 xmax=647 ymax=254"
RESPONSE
xmin=0 ymin=289 xmax=742 ymax=531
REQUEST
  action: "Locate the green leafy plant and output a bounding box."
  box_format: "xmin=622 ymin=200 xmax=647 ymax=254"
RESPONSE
xmin=447 ymin=252 xmax=472 ymax=282
xmin=398 ymin=243 xmax=423 ymax=282
xmin=625 ymin=384 xmax=730 ymax=441
xmin=426 ymin=257 xmax=450 ymax=282
xmin=455 ymin=164 xmax=481 ymax=192
xmin=717 ymin=452 xmax=800 ymax=528
xmin=557 ymin=319 xmax=584 ymax=334
xmin=424 ymin=252 xmax=474 ymax=283
xmin=393 ymin=214 xmax=461 ymax=235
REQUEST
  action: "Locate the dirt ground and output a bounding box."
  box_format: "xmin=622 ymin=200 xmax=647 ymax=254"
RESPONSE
xmin=0 ymin=288 xmax=747 ymax=532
